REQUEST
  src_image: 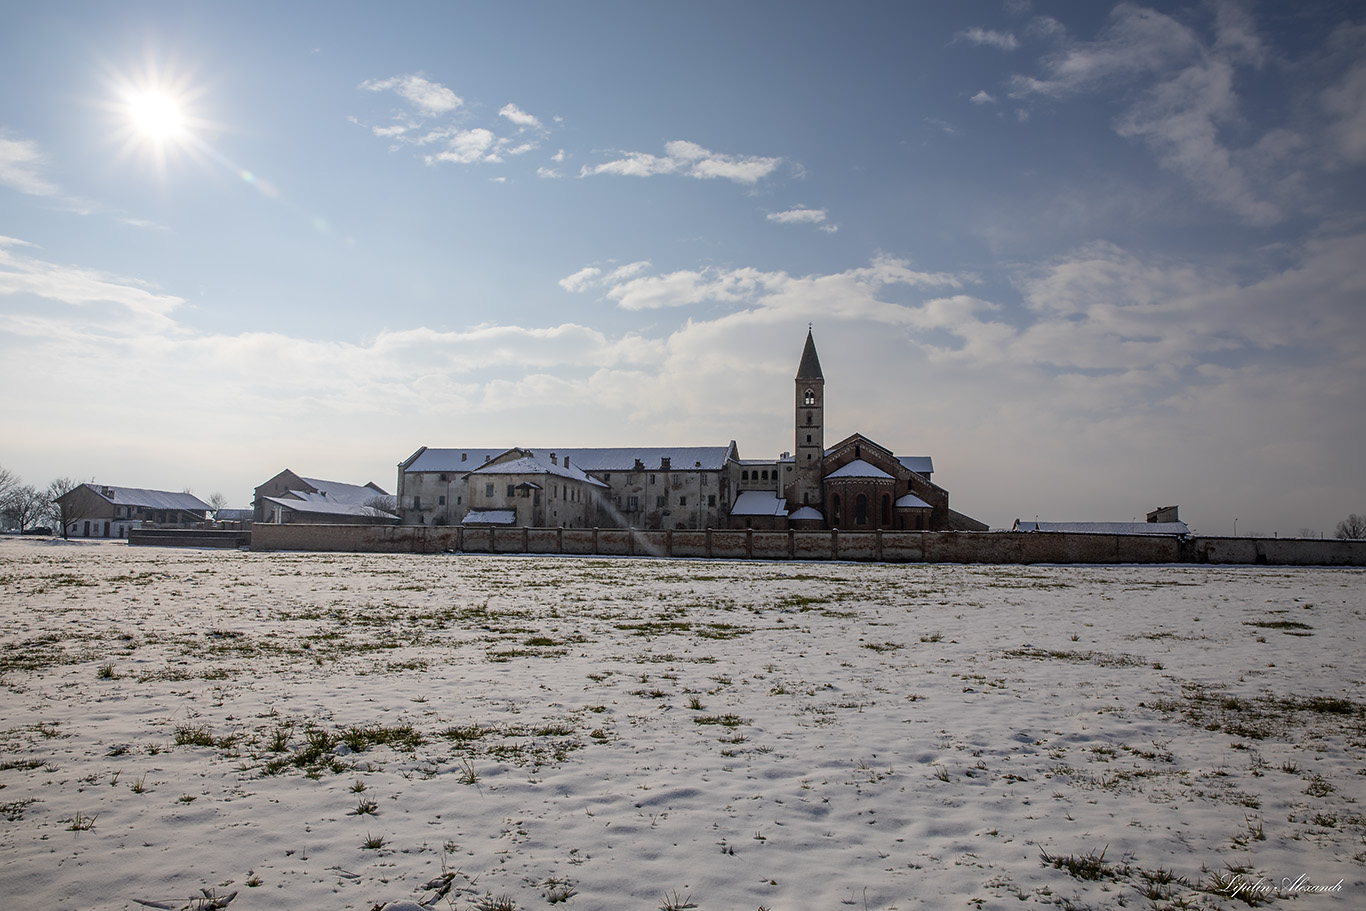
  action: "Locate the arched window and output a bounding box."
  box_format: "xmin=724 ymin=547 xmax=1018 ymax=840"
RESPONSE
xmin=742 ymin=470 xmax=749 ymax=481
xmin=806 ymin=411 xmax=813 ymax=425
xmin=831 ymin=494 xmax=841 ymax=526
xmin=856 ymin=494 xmax=868 ymax=525
xmin=882 ymin=494 xmax=891 ymax=525
xmin=761 ymin=470 xmax=769 ymax=481
xmin=804 ymin=388 xmax=815 ymax=406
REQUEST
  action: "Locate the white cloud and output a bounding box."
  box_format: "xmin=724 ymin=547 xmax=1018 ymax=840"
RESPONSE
xmin=499 ymin=103 xmax=541 ymax=128
xmin=424 ymin=128 xmax=498 ymax=165
xmin=1009 ymin=4 xmax=1291 ymax=226
xmin=361 ymin=75 xmax=462 ymax=115
xmin=0 ymin=135 xmax=59 ymax=196
xmin=580 ymin=140 xmax=782 ymax=185
xmin=0 ymin=238 xmax=182 ymax=326
xmin=957 ymin=28 xmax=1020 ymax=51
xmin=767 ymin=207 xmax=828 ymax=225
xmin=969 ymin=90 xmax=997 ymax=105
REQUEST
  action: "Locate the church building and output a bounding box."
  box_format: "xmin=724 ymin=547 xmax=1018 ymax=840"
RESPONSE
xmin=726 ymin=329 xmax=981 ymax=532
xmin=397 ymin=330 xmax=983 ymax=533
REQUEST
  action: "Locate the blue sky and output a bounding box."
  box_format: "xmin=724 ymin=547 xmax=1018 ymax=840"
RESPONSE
xmin=2 ymin=0 xmax=1363 ymax=534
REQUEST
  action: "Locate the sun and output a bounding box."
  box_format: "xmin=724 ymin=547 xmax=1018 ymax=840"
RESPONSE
xmin=126 ymin=90 xmax=187 ymax=143
xmin=105 ymin=61 xmax=211 ymax=173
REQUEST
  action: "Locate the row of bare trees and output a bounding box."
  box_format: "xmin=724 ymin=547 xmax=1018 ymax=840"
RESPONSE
xmin=0 ymin=466 xmax=86 ymax=536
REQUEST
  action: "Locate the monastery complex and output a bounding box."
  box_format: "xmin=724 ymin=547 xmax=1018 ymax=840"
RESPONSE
xmin=396 ymin=331 xmax=987 ymax=533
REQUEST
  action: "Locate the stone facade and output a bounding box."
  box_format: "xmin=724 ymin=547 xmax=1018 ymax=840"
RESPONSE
xmin=399 ymin=446 xmax=738 ymax=530
xmin=54 ymin=484 xmax=210 ymax=539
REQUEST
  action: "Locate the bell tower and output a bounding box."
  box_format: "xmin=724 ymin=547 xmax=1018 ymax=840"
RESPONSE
xmin=790 ymin=327 xmax=825 ymax=508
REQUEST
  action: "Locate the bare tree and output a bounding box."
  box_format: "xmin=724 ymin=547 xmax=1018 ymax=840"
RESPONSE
xmin=45 ymin=478 xmax=91 ymax=539
xmin=207 ymin=492 xmax=228 ymax=515
xmin=2 ymin=484 xmax=45 ymax=531
xmin=362 ymin=494 xmax=398 ymax=519
xmin=0 ymin=464 xmax=18 ymax=509
xmin=1335 ymin=513 xmax=1366 ymax=539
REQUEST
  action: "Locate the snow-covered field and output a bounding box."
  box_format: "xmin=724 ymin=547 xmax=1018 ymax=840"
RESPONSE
xmin=0 ymin=538 xmax=1362 ymax=911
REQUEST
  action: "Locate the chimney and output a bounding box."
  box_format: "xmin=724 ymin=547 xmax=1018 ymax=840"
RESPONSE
xmin=660 ymin=457 xmax=671 ymax=470
xmin=550 ymin=452 xmax=557 ymax=465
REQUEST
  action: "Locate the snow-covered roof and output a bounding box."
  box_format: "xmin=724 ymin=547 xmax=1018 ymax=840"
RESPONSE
xmin=462 ymin=509 xmax=517 ymax=525
xmin=788 ymin=506 xmax=824 ymax=520
xmin=468 ymin=453 xmax=609 ymax=488
xmin=403 ymin=448 xmax=507 ymax=473
xmin=296 ymin=477 xmax=385 ymax=506
xmin=262 ymin=495 xmax=396 ymax=520
xmin=730 ymin=490 xmax=788 ymax=517
xmin=80 ymin=485 xmax=210 ymax=512
xmin=824 ymin=459 xmax=895 ymax=481
xmin=896 ymin=456 xmax=934 ymax=475
xmin=1013 ymin=520 xmax=1190 ymax=536
xmin=895 ymin=493 xmax=932 ymax=509
xmin=407 ymin=446 xmax=735 ymax=474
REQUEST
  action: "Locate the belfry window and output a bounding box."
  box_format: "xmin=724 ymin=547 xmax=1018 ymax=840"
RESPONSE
xmin=804 ymin=388 xmax=815 ymax=405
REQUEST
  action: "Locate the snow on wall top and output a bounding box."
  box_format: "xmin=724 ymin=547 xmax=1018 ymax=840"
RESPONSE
xmin=1013 ymin=520 xmax=1191 ymax=536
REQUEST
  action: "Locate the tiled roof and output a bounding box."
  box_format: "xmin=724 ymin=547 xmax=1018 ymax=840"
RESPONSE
xmin=408 ymin=446 xmax=735 ymax=473
xmin=262 ymin=495 xmax=395 ymax=519
xmin=81 ymin=485 xmax=210 ymax=512
xmin=730 ymin=490 xmax=788 ymax=516
xmin=297 ymin=477 xmax=386 ymax=505
xmin=895 ymin=493 xmax=932 ymax=509
xmin=824 ymin=459 xmax=895 ymax=480
xmin=796 ymin=329 xmax=823 ymax=380
xmin=467 ymin=453 xmax=609 ymax=488
xmin=896 ymin=456 xmax=934 ymax=475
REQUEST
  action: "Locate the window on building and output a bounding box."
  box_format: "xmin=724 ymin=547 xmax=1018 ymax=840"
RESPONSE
xmin=700 ymin=474 xmax=708 ymax=486
xmin=656 ymin=495 xmax=665 ymax=508
xmin=856 ymin=494 xmax=868 ymax=525
xmin=626 ymin=495 xmax=639 ymax=511
xmin=650 ymin=474 xmax=656 ymax=484
xmin=507 ymin=484 xmax=516 ymax=497
xmin=742 ymin=470 xmax=749 ymax=481
xmin=806 ymin=411 xmax=813 ymax=424
xmin=804 ymin=388 xmax=815 ymax=405
xmin=485 ymin=483 xmax=494 ymax=497
xmin=708 ymin=495 xmax=716 ymax=507
xmin=832 ymin=495 xmax=841 ymax=526
xmin=413 ymin=496 xmax=421 ymax=509
xmin=438 ymin=495 xmax=446 ymax=506
xmin=882 ymin=495 xmax=891 ymax=524
xmin=806 ymin=434 xmax=812 ymax=444
xmin=440 ymin=474 xmax=448 ymax=482
xmin=679 ymin=496 xmax=686 ymax=507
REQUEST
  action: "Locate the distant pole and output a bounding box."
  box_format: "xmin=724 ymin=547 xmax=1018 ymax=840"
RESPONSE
xmin=1233 ymin=518 xmax=1237 ymax=536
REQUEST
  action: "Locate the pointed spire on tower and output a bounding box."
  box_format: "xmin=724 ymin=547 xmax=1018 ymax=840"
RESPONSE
xmin=796 ymin=327 xmax=823 ymax=380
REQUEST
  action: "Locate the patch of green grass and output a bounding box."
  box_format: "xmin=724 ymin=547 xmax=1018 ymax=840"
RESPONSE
xmin=1003 ymin=647 xmax=1147 ymax=667
xmin=694 ymin=713 xmax=749 ymax=728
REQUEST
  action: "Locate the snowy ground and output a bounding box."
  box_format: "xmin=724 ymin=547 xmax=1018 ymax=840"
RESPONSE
xmin=0 ymin=538 xmax=1362 ymax=911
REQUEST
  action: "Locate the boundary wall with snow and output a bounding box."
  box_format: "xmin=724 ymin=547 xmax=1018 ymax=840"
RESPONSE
xmin=248 ymin=524 xmax=1366 ymax=566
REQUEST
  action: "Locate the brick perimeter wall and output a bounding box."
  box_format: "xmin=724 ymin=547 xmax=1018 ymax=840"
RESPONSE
xmin=247 ymin=524 xmax=1366 ymax=566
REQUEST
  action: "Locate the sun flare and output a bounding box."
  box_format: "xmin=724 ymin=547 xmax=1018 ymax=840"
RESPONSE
xmin=126 ymin=90 xmax=186 ymax=142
